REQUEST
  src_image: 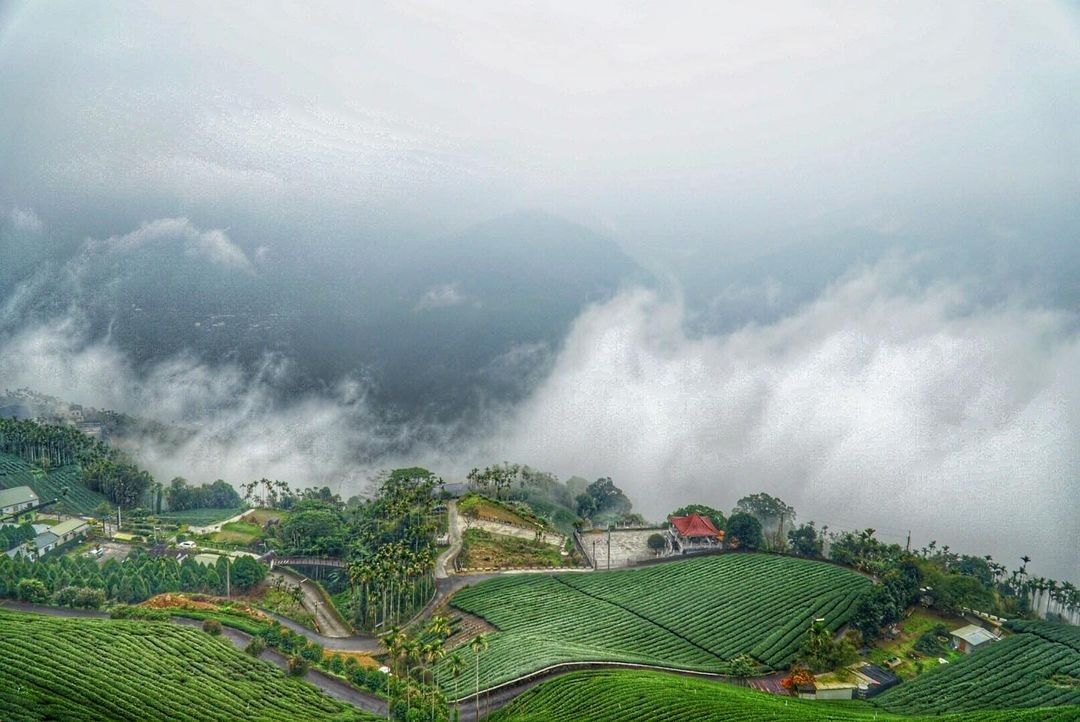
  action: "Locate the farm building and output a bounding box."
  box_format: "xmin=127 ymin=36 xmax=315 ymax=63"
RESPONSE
xmin=0 ymin=486 xmax=39 ymax=517
xmin=950 ymin=624 xmax=999 ymax=653
xmin=4 ymin=530 xmax=59 ymax=560
xmin=668 ymin=512 xmax=724 ymax=553
xmin=852 ymin=663 xmax=900 ymax=698
xmin=50 ymin=518 xmax=89 ymax=545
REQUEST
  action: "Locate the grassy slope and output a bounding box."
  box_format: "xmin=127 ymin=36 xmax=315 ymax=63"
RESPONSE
xmin=487 ymin=669 xmax=1080 ymax=722
xmin=874 ymin=620 xmax=1080 ymax=715
xmin=458 ymin=494 xmax=542 ymax=529
xmin=438 ymin=554 xmax=870 ymax=696
xmin=457 ymin=527 xmax=567 ymax=569
xmin=0 ymin=452 xmax=105 ymax=514
xmin=0 ymin=611 xmax=373 ymax=722
xmin=865 ymin=608 xmax=966 ymax=679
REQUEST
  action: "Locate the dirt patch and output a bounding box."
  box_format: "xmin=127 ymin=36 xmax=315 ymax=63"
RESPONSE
xmin=140 ymin=593 xmax=270 ymax=621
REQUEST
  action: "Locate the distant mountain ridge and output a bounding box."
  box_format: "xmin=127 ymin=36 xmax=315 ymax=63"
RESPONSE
xmin=0 ymin=211 xmax=649 ymax=419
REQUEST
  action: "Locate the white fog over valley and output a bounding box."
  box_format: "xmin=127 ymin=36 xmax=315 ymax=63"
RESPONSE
xmin=1 ymin=1 xmax=1078 ymax=582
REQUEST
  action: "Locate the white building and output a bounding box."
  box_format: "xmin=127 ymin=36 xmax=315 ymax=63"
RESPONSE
xmin=0 ymin=486 xmax=39 ymax=517
xmin=950 ymin=624 xmax=999 ymax=653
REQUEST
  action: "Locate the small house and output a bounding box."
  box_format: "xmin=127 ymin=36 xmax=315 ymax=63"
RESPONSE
xmin=0 ymin=486 xmax=39 ymax=517
xmin=668 ymin=513 xmax=724 ymax=553
xmin=50 ymin=518 xmax=89 ymax=545
xmin=4 ymin=530 xmax=59 ymax=560
xmin=811 ymin=673 xmax=858 ymax=701
xmin=950 ymin=624 xmax=998 ymax=653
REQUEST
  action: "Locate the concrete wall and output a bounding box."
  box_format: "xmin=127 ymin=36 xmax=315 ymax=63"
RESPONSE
xmin=577 ymin=528 xmax=667 ymax=569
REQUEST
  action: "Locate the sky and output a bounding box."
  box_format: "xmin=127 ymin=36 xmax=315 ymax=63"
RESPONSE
xmin=0 ymin=1 xmax=1078 ymax=579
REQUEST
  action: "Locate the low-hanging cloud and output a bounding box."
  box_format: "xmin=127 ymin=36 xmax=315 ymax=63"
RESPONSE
xmin=483 ymin=260 xmax=1079 ymax=579
xmin=99 ymin=217 xmax=253 ymax=272
xmin=0 ymin=257 xmax=1075 ymax=580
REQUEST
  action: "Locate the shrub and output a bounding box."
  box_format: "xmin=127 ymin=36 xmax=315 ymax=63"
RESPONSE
xmin=73 ymin=587 xmax=106 ymax=610
xmin=244 ymin=637 xmax=267 ymax=657
xmin=913 ymin=624 xmax=949 ymax=655
xmin=327 ymin=654 xmax=345 ymax=674
xmin=300 ymin=641 xmax=324 ymax=663
xmin=16 ymin=578 xmax=49 ymax=603
xmin=287 ymin=655 xmax=310 ymax=677
xmin=202 ymin=618 xmax=223 ymax=635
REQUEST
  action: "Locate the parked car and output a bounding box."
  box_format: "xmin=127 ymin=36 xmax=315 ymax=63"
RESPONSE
xmin=177 ymin=540 xmax=197 ymax=549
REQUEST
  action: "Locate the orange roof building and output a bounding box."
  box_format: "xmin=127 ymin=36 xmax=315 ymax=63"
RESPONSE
xmin=668 ymin=512 xmax=724 ymax=541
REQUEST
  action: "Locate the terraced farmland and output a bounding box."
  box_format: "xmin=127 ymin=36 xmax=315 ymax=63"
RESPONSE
xmin=438 ymin=554 xmax=870 ymax=696
xmin=487 ymin=669 xmax=1080 ymax=722
xmin=874 ymin=620 xmax=1080 ymax=715
xmin=0 ymin=452 xmax=105 ymax=514
xmin=0 ymin=611 xmax=373 ymax=721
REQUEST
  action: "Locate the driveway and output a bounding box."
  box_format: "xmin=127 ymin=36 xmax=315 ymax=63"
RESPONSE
xmin=268 ymin=567 xmax=362 ymax=642
xmin=434 ymin=500 xmax=462 ymax=580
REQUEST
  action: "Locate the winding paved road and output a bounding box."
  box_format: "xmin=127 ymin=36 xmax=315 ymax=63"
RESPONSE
xmin=434 ymin=500 xmax=462 ymax=580
xmin=268 ymin=567 xmax=355 ymax=638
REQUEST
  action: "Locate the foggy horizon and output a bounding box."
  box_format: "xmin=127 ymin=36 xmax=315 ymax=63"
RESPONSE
xmin=2 ymin=1 xmax=1078 ymax=583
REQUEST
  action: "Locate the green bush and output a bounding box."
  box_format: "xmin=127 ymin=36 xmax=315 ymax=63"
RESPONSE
xmin=244 ymin=637 xmax=267 ymax=657
xmin=300 ymin=641 xmax=324 ymax=663
xmin=287 ymin=655 xmax=310 ymax=677
xmin=202 ymin=618 xmax=223 ymax=635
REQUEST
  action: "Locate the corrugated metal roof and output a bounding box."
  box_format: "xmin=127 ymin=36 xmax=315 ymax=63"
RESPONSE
xmin=0 ymin=486 xmax=38 ymax=509
xmin=50 ymin=518 xmax=88 ymax=537
xmin=951 ymin=624 xmax=997 ymax=645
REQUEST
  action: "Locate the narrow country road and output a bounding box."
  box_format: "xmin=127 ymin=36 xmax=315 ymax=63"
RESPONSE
xmin=434 ymin=499 xmax=462 ymax=579
xmin=267 ymin=567 xmax=366 ymax=642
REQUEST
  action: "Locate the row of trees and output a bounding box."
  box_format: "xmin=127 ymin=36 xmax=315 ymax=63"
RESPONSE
xmin=380 ymin=616 xmax=459 ymax=721
xmin=345 ymin=469 xmax=442 ymax=631
xmin=0 ymin=548 xmax=267 ymax=607
xmin=164 ymin=477 xmax=242 ymax=511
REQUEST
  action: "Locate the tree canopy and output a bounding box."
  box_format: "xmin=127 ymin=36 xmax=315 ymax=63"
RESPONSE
xmin=725 ymin=513 xmax=764 ymax=550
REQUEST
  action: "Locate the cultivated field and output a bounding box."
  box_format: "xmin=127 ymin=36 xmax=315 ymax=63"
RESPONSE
xmin=0 ymin=453 xmax=105 ymax=514
xmin=487 ymin=669 xmax=1079 ymax=722
xmin=0 ymin=611 xmax=373 ymax=721
xmin=439 ymin=553 xmax=870 ymax=696
xmin=155 ymin=507 xmax=243 ymax=526
xmin=874 ymin=620 xmax=1080 ymax=715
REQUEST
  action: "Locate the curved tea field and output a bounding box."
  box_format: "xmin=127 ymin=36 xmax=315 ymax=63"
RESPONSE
xmin=0 ymin=611 xmax=373 ymax=721
xmin=440 ymin=553 xmax=870 ymax=696
xmin=874 ymin=620 xmax=1080 ymax=715
xmin=0 ymin=453 xmax=105 ymax=514
xmin=487 ymin=669 xmax=1080 ymax=722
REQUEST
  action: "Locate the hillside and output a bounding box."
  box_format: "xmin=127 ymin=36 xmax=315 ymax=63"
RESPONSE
xmin=873 ymin=620 xmax=1080 ymax=715
xmin=487 ymin=669 xmax=1080 ymax=722
xmin=0 ymin=611 xmax=373 ymax=722
xmin=437 ymin=554 xmax=870 ymax=696
xmin=0 ymin=453 xmax=105 ymax=514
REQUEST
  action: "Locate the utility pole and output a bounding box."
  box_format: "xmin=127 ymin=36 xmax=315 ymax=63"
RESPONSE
xmin=607 ymin=527 xmax=611 ymax=571
xmin=226 ymin=556 xmax=231 ymax=598
xmin=905 ymin=530 xmax=911 ymax=553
